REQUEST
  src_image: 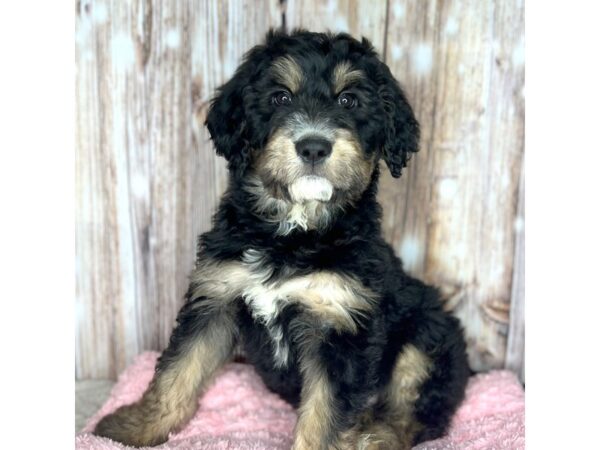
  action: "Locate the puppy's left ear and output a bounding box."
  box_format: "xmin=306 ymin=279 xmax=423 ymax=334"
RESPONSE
xmin=205 ymin=53 xmax=257 ymax=175
xmin=378 ymin=66 xmax=420 ymax=178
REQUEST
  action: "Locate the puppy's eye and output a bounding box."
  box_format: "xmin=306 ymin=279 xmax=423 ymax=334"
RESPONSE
xmin=273 ymin=91 xmax=292 ymax=106
xmin=338 ymin=92 xmax=357 ymax=109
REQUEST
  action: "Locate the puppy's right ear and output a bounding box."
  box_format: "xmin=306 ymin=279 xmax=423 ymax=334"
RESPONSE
xmin=377 ymin=64 xmax=420 ymax=178
xmin=205 ymin=51 xmax=259 ymax=175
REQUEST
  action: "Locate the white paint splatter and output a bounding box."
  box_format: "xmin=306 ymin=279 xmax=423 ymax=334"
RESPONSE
xmin=165 ymin=28 xmax=181 ymax=49
xmin=493 ymin=39 xmax=502 ymax=54
xmin=83 ymin=50 xmax=94 ymax=62
xmin=111 ymin=33 xmax=136 ymax=70
xmin=393 ymin=3 xmax=405 ymax=19
xmin=130 ymin=173 xmax=148 ymax=198
xmin=326 ymin=0 xmax=338 ymax=14
xmin=490 ymin=265 xmax=505 ymax=283
xmin=334 ymin=17 xmax=349 ymax=33
xmin=514 ymin=216 xmax=524 ymax=232
xmin=92 ymin=2 xmax=108 ymax=24
xmin=501 ymin=173 xmax=511 ymax=189
xmin=223 ymin=58 xmax=236 ymax=79
xmin=391 ymin=45 xmax=404 ymax=61
xmin=75 ymin=20 xmax=92 ymax=47
xmin=454 ymin=242 xmax=468 ymax=258
xmin=75 ymin=296 xmax=85 ymax=324
xmin=512 ymin=41 xmax=525 ymax=66
xmin=411 ymin=43 xmax=433 ymax=75
xmin=438 ymin=178 xmax=458 ymax=199
xmin=399 ymin=237 xmax=423 ymax=271
xmin=445 ymin=17 xmax=459 ymax=36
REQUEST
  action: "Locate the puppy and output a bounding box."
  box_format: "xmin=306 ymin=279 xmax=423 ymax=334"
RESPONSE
xmin=94 ymin=30 xmax=470 ymax=449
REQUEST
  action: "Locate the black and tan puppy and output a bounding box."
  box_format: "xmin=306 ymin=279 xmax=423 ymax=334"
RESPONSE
xmin=94 ymin=30 xmax=470 ymax=449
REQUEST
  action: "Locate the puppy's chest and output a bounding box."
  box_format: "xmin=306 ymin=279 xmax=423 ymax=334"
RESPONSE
xmin=238 ymin=250 xmax=377 ymax=366
xmin=192 ymin=249 xmax=377 ymax=366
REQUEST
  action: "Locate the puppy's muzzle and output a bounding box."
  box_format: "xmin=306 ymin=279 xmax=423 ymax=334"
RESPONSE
xmin=295 ymin=137 xmax=332 ymax=165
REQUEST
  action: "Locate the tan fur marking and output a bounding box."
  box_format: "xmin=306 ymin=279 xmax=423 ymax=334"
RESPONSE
xmin=190 ymin=257 xmax=253 ymax=305
xmin=385 ymin=345 xmax=432 ymax=448
xmin=272 ymin=56 xmax=303 ymax=93
xmin=190 ymin=254 xmax=376 ymax=333
xmin=292 ymin=366 xmax=335 ymax=450
xmin=339 ymin=421 xmax=400 ymax=450
xmin=328 ymin=129 xmax=375 ymax=192
xmin=332 ymin=61 xmax=365 ymax=94
xmin=255 ymin=129 xmax=302 ymax=187
xmin=388 ymin=345 xmax=432 ymax=408
xmin=283 ymin=271 xmax=376 ymax=332
xmin=94 ymin=317 xmax=235 ymax=447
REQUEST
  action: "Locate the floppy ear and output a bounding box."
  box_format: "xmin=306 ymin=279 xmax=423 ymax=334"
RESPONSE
xmin=205 ymin=53 xmax=258 ymax=176
xmin=378 ymin=66 xmax=420 ymax=178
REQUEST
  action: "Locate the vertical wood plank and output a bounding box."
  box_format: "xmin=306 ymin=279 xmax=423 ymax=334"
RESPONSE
xmin=75 ymin=0 xmax=281 ymax=379
xmin=494 ymin=0 xmax=525 ymax=381
xmin=380 ymin=0 xmax=524 ymax=371
xmin=506 ymin=163 xmax=524 ymax=382
xmin=285 ymin=0 xmax=388 ymax=51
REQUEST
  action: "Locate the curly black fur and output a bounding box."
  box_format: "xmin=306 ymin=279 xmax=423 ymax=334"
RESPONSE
xmin=202 ymin=29 xmax=468 ymax=446
xmin=94 ymin=29 xmax=469 ymax=449
xmin=198 ymin=170 xmax=469 ymax=444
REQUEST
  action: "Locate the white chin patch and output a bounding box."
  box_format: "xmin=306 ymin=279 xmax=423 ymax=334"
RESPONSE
xmin=289 ymin=175 xmax=333 ymax=202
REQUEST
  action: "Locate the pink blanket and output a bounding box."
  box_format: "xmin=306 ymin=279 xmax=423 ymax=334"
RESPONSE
xmin=76 ymin=352 xmax=524 ymax=449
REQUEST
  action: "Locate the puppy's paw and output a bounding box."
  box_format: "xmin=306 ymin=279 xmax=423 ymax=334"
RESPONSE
xmin=93 ymin=403 xmax=169 ymax=448
xmin=354 ymin=437 xmax=398 ymax=450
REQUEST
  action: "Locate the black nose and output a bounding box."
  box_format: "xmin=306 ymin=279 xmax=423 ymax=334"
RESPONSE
xmin=295 ymin=137 xmax=332 ymax=165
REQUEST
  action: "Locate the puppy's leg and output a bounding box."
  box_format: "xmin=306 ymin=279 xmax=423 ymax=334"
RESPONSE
xmin=291 ymin=351 xmax=394 ymax=450
xmin=291 ymin=356 xmax=340 ymax=450
xmin=371 ymin=344 xmax=432 ymax=449
xmin=94 ymin=298 xmax=237 ymax=447
xmin=338 ymin=420 xmax=399 ymax=450
xmin=335 ymin=344 xmax=431 ymax=450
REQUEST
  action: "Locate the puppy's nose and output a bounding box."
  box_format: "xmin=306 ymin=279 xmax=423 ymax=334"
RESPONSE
xmin=295 ymin=138 xmax=332 ymax=165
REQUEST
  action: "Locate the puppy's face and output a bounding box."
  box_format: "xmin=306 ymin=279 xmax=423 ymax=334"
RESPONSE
xmin=206 ymin=31 xmax=419 ymax=232
xmin=253 ymin=55 xmax=379 ymax=205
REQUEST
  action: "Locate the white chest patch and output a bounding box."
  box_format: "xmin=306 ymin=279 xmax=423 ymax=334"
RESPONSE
xmin=237 ymin=250 xmax=290 ymax=367
xmin=241 ymin=250 xmax=377 ymax=367
xmin=191 ymin=250 xmax=377 ymax=368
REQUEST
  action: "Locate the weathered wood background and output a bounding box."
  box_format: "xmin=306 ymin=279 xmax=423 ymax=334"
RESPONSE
xmin=76 ymin=0 xmax=525 ymax=381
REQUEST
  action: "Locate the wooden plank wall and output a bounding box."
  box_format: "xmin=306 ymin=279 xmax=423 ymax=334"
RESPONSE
xmin=76 ymin=0 xmax=525 ymax=380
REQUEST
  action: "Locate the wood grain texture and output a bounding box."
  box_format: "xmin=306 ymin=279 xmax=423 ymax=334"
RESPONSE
xmin=285 ymin=0 xmax=388 ymax=50
xmin=506 ymin=162 xmax=524 ymax=382
xmin=75 ymin=0 xmax=281 ymax=379
xmin=380 ymin=0 xmax=525 ymax=371
xmin=76 ymin=0 xmax=524 ymax=379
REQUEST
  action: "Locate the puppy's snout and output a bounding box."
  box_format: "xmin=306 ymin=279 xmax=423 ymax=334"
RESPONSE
xmin=295 ymin=137 xmax=332 ymax=165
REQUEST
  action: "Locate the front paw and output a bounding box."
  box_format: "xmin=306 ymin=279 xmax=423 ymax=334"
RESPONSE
xmin=93 ymin=403 xmax=169 ymax=447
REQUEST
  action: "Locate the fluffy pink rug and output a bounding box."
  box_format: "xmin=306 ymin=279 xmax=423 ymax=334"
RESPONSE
xmin=76 ymin=352 xmax=524 ymax=449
